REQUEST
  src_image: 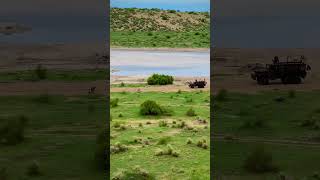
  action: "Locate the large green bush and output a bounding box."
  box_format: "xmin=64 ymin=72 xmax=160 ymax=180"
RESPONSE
xmin=0 ymin=115 xmax=28 ymax=145
xmin=147 ymin=74 xmax=174 ymax=85
xmin=244 ymin=145 xmax=278 ymax=173
xmin=140 ymin=100 xmax=163 ymax=115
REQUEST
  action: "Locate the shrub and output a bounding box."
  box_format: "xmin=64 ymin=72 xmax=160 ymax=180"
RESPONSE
xmin=158 ymin=120 xmax=168 ymax=127
xmin=140 ymin=100 xmax=163 ymax=116
xmin=110 ymin=98 xmax=119 ymax=108
xmin=0 ymin=115 xmax=28 ymax=145
xmin=26 ymin=161 xmax=41 ymax=176
xmin=196 ymin=139 xmax=208 ymax=149
xmin=147 ymin=74 xmax=174 ymax=85
xmin=155 ymin=144 xmax=179 ymax=157
xmin=120 ymin=82 xmax=125 ymax=87
xmin=186 ymin=138 xmax=193 ymax=144
xmin=215 ymin=89 xmax=228 ymax=101
xmin=186 ymin=108 xmax=197 ymax=117
xmin=244 ymin=145 xmax=278 ymax=173
xmin=112 ymin=166 xmax=155 ymax=180
xmin=157 ymin=136 xmax=171 ymax=145
xmin=288 ymin=90 xmax=296 ymax=98
xmin=111 ymin=142 xmax=128 ymax=154
xmin=168 ymin=10 xmax=176 ymax=13
xmin=34 ymin=64 xmax=47 ymax=80
xmin=118 ymin=113 xmax=123 ymax=118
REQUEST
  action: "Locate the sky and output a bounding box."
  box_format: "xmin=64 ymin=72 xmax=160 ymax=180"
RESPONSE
xmin=111 ymin=0 xmax=210 ymax=12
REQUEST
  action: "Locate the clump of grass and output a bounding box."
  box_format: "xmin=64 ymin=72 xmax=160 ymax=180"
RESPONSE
xmin=146 ymin=121 xmax=151 ymax=125
xmin=171 ymin=121 xmax=186 ymax=128
xmin=155 ymin=144 xmax=179 ymax=157
xmin=215 ymin=89 xmax=228 ymax=101
xmin=186 ymin=108 xmax=197 ymax=116
xmin=110 ymin=98 xmax=119 ymax=108
xmin=34 ymin=64 xmax=47 ymax=80
xmin=196 ymin=138 xmax=208 ymax=149
xmin=113 ymin=122 xmax=121 ymax=128
xmin=26 ymin=161 xmax=41 ymax=177
xmin=186 ymin=98 xmax=193 ymax=103
xmin=118 ymin=113 xmax=123 ymax=118
xmin=138 ymin=123 xmax=143 ymax=127
xmin=186 ymin=138 xmax=193 ymax=144
xmin=274 ymin=96 xmax=285 ymax=102
xmin=111 ymin=142 xmax=128 ymax=154
xmin=157 ymin=136 xmax=171 ymax=145
xmin=147 ymin=74 xmax=173 ymax=85
xmin=288 ymin=90 xmax=296 ymax=98
xmin=112 ymin=166 xmax=155 ymax=180
xmin=244 ymin=145 xmax=278 ymax=173
xmin=177 ymin=89 xmax=182 ymax=94
xmin=120 ymin=82 xmax=125 ymax=87
xmin=158 ymin=120 xmax=168 ymax=127
xmin=196 ymin=117 xmax=207 ymax=124
xmin=0 ymin=115 xmax=29 ymax=145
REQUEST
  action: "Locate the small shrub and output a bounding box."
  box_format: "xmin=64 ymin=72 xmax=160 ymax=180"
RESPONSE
xmin=155 ymin=144 xmax=179 ymax=157
xmin=157 ymin=136 xmax=171 ymax=145
xmin=118 ymin=113 xmax=123 ymax=118
xmin=112 ymin=166 xmax=155 ymax=180
xmin=177 ymin=89 xmax=182 ymax=94
xmin=113 ymin=122 xmax=121 ymax=128
xmin=244 ymin=145 xmax=278 ymax=173
xmin=186 ymin=108 xmax=197 ymax=117
xmin=168 ymin=10 xmax=176 ymax=13
xmin=138 ymin=123 xmax=143 ymax=127
xmin=140 ymin=100 xmax=163 ymax=116
xmin=110 ymin=98 xmax=119 ymax=108
xmin=111 ymin=142 xmax=128 ymax=154
xmin=196 ymin=139 xmax=208 ymax=149
xmin=186 ymin=98 xmax=193 ymax=103
xmin=147 ymin=32 xmax=153 ymax=36
xmin=215 ymin=89 xmax=228 ymax=101
xmin=120 ymin=82 xmax=125 ymax=87
xmin=26 ymin=161 xmax=41 ymax=176
xmin=288 ymin=90 xmax=296 ymax=98
xmin=158 ymin=120 xmax=168 ymax=127
xmin=146 ymin=121 xmax=151 ymax=125
xmin=0 ymin=115 xmax=29 ymax=145
xmin=187 ymin=138 xmax=193 ymax=144
xmin=147 ymin=74 xmax=174 ymax=85
xmin=34 ymin=64 xmax=47 ymax=80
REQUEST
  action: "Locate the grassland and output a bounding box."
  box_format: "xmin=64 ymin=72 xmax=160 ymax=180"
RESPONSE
xmin=110 ymin=8 xmax=210 ymax=48
xmin=214 ymin=90 xmax=320 ymax=179
xmin=0 ymin=94 xmax=106 ymax=180
xmin=0 ymin=69 xmax=108 ymax=82
xmin=110 ymin=90 xmax=210 ymax=179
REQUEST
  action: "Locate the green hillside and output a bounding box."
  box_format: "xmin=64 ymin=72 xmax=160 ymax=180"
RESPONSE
xmin=110 ymin=8 xmax=210 ymax=48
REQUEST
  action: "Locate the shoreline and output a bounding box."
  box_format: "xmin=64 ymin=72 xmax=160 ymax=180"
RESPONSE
xmin=111 ymin=47 xmax=210 ymax=52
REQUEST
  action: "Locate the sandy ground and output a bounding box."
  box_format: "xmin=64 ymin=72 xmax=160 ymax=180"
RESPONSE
xmin=0 ymin=43 xmax=108 ymax=71
xmin=213 ymin=48 xmax=320 ymax=93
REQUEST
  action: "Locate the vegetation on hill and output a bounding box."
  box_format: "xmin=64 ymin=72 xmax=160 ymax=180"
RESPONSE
xmin=110 ymin=8 xmax=210 ymax=48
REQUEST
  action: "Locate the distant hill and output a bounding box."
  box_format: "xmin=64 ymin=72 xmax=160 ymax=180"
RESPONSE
xmin=111 ymin=8 xmax=209 ymax=32
xmin=110 ymin=8 xmax=210 ymax=48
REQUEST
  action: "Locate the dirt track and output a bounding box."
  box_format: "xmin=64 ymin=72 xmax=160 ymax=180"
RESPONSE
xmin=213 ymin=48 xmax=320 ymax=93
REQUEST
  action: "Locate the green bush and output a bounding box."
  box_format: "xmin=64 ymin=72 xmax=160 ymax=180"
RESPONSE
xmin=0 ymin=115 xmax=28 ymax=145
xmin=110 ymin=98 xmax=119 ymax=108
xmin=186 ymin=108 xmax=197 ymax=117
xmin=147 ymin=74 xmax=174 ymax=85
xmin=34 ymin=64 xmax=47 ymax=80
xmin=244 ymin=145 xmax=278 ymax=173
xmin=140 ymin=100 xmax=163 ymax=116
xmin=26 ymin=161 xmax=41 ymax=176
xmin=112 ymin=166 xmax=155 ymax=180
xmin=215 ymin=89 xmax=228 ymax=101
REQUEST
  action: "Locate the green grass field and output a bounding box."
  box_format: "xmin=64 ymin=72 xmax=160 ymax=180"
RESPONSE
xmin=0 ymin=69 xmax=108 ymax=82
xmin=214 ymin=90 xmax=320 ymax=179
xmin=0 ymin=95 xmax=106 ymax=180
xmin=110 ymin=91 xmax=210 ymax=179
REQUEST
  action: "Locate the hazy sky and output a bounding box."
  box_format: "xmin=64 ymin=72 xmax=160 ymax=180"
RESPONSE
xmin=111 ymin=0 xmax=210 ymax=12
xmin=215 ymin=0 xmax=320 ymax=17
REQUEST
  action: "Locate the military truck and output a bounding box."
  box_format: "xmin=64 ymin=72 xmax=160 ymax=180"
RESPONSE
xmin=187 ymin=79 xmax=207 ymax=88
xmin=251 ymin=56 xmax=311 ymax=85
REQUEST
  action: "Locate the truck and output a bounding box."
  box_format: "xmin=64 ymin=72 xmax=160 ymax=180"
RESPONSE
xmin=251 ymin=56 xmax=311 ymax=85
